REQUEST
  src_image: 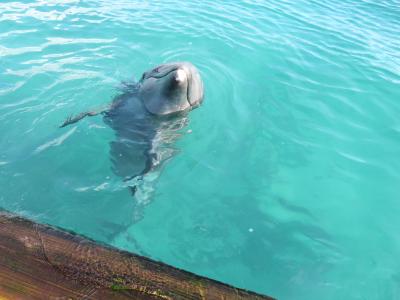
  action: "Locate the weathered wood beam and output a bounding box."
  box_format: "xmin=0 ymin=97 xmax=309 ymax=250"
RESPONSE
xmin=0 ymin=211 xmax=274 ymax=300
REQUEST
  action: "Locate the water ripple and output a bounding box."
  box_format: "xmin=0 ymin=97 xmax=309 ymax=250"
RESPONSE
xmin=1 ymin=0 xmax=400 ymax=299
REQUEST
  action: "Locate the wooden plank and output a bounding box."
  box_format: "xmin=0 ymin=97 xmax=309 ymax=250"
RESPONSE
xmin=0 ymin=211 xmax=274 ymax=300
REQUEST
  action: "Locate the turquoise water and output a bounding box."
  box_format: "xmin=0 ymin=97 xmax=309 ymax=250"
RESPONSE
xmin=1 ymin=0 xmax=400 ymax=298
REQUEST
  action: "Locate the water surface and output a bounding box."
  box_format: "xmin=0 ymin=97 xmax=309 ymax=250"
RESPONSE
xmin=1 ymin=1 xmax=400 ymax=299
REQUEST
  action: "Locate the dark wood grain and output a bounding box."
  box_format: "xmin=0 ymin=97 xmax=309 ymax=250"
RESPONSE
xmin=0 ymin=211 xmax=274 ymax=300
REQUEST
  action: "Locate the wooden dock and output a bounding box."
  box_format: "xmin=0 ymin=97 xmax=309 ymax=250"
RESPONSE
xmin=0 ymin=211 xmax=274 ymax=300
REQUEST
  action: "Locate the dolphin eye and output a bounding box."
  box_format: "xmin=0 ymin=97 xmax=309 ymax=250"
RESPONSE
xmin=153 ymin=67 xmax=160 ymax=73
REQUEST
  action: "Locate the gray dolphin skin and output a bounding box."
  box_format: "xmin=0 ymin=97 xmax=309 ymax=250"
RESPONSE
xmin=60 ymin=62 xmax=204 ymax=199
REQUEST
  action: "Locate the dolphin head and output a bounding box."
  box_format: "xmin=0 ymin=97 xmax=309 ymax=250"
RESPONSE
xmin=138 ymin=62 xmax=204 ymax=116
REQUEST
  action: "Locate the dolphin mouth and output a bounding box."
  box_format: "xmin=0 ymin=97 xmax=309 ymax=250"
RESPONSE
xmin=185 ymin=69 xmax=193 ymax=108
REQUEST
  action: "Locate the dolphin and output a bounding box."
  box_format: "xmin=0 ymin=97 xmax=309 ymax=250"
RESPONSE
xmin=60 ymin=62 xmax=204 ymax=205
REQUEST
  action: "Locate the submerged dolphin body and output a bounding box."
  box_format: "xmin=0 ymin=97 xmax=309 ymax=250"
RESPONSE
xmin=61 ymin=62 xmax=204 ymax=209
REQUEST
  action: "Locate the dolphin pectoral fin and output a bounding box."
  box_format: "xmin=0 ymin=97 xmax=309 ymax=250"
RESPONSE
xmin=123 ymin=174 xmax=143 ymax=183
xmin=129 ymin=185 xmax=137 ymax=196
xmin=60 ymin=112 xmax=89 ymax=128
xmin=124 ymin=174 xmax=143 ymax=196
xmin=123 ymin=151 xmax=157 ymax=197
xmin=142 ymin=151 xmax=158 ymax=176
xmin=59 ymin=106 xmax=110 ymax=128
xmin=123 ymin=152 xmax=157 ymax=181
